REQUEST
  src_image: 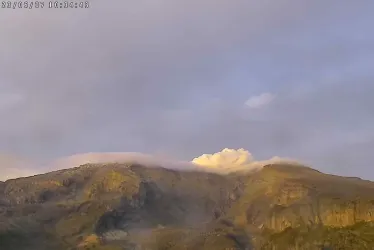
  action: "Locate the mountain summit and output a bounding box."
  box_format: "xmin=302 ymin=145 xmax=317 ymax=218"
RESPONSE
xmin=1 ymin=149 xmax=298 ymax=181
xmin=1 ymin=162 xmax=374 ymax=250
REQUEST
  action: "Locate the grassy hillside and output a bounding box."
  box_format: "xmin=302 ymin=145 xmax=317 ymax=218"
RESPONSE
xmin=1 ymin=163 xmax=374 ymax=249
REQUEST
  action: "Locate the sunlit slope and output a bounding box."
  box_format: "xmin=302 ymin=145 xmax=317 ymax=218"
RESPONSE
xmin=0 ymin=163 xmax=374 ymax=249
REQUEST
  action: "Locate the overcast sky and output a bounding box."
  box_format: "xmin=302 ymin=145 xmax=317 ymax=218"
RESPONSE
xmin=1 ymin=0 xmax=373 ymax=179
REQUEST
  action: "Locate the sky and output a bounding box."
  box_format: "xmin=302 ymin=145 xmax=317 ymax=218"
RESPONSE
xmin=0 ymin=0 xmax=373 ymax=180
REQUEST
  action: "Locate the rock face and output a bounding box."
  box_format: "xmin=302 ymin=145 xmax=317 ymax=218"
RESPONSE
xmin=0 ymin=163 xmax=374 ymax=250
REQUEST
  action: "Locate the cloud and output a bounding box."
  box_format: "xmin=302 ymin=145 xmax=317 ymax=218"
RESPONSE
xmin=0 ymin=0 xmax=373 ymax=180
xmin=45 ymin=152 xmax=199 ymax=173
xmin=0 ymin=0 xmax=333 ymax=159
xmin=1 ymin=152 xmax=200 ymax=181
xmin=245 ymin=93 xmax=275 ymax=109
xmin=192 ymin=148 xmax=253 ymax=168
xmin=47 ymin=150 xmax=291 ymax=175
xmin=1 ymin=150 xmax=299 ymax=181
xmin=192 ymin=148 xmax=296 ymax=173
xmin=0 ymin=155 xmax=37 ymax=181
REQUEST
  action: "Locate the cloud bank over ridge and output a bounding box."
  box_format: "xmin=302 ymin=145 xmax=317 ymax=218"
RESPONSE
xmin=0 ymin=155 xmax=38 ymax=181
xmin=0 ymin=1 xmax=373 ymax=180
xmin=192 ymin=148 xmax=298 ymax=173
xmin=0 ymin=149 xmax=298 ymax=181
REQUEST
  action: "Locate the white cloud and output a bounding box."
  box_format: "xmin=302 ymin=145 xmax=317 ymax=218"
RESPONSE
xmin=191 ymin=148 xmax=296 ymax=173
xmin=49 ymin=150 xmax=299 ymax=175
xmin=245 ymin=93 xmax=275 ymax=109
xmin=192 ymin=148 xmax=252 ymax=166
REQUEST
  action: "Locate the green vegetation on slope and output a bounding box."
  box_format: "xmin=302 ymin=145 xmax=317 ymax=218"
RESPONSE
xmin=262 ymin=221 xmax=374 ymax=250
xmin=0 ymin=163 xmax=374 ymax=250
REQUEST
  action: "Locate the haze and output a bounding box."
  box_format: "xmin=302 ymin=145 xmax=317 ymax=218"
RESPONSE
xmin=0 ymin=1 xmax=373 ymax=180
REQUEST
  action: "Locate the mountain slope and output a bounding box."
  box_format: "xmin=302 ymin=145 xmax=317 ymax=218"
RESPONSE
xmin=1 ymin=163 xmax=374 ymax=250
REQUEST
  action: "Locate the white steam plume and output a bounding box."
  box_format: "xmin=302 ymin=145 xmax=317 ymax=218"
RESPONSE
xmin=191 ymin=148 xmax=298 ymax=173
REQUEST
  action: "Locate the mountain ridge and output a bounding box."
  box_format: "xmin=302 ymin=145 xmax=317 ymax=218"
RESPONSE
xmin=1 ymin=162 xmax=374 ymax=250
xmin=0 ymin=149 xmax=302 ymax=181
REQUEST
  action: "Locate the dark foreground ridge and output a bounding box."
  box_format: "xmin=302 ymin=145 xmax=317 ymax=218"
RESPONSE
xmin=1 ymin=163 xmax=374 ymax=250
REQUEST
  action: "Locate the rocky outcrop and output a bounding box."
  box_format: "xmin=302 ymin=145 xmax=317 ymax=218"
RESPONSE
xmin=221 ymin=164 xmax=374 ymax=235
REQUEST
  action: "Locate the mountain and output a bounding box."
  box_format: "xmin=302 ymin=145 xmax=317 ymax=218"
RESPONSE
xmin=1 ymin=162 xmax=374 ymax=250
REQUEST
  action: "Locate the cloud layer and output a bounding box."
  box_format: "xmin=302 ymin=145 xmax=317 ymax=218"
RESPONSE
xmin=45 ymin=149 xmax=296 ymax=175
xmin=0 ymin=1 xmax=374 ymax=180
xmin=0 ymin=155 xmax=37 ymax=181
xmin=45 ymin=152 xmax=199 ymax=173
xmin=1 ymin=149 xmax=297 ymax=181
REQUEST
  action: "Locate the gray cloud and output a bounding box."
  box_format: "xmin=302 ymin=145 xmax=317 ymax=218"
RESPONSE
xmin=0 ymin=1 xmax=374 ymax=179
